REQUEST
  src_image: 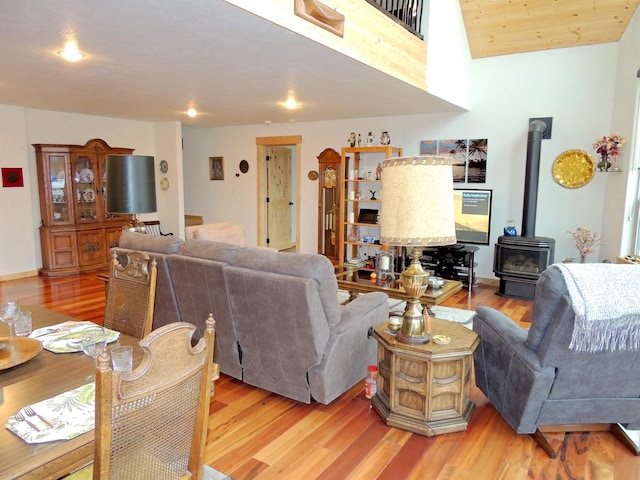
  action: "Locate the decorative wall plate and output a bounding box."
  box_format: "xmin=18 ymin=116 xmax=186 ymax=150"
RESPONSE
xmin=308 ymin=170 xmax=319 ymax=181
xmin=160 ymin=177 xmax=169 ymax=191
xmin=552 ymin=149 xmax=595 ymax=189
xmin=159 ymin=160 xmax=168 ymax=174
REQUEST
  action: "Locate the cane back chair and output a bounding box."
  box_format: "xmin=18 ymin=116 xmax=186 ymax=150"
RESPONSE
xmin=104 ymin=251 xmax=157 ymax=339
xmin=95 ymin=316 xmax=216 ymax=479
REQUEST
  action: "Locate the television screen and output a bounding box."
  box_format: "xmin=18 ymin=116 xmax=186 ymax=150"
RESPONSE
xmin=453 ymin=189 xmax=492 ymax=245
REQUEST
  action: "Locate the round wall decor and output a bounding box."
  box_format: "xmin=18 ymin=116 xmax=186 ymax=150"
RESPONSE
xmin=159 ymin=177 xmax=169 ymax=191
xmin=552 ymin=149 xmax=595 ymax=189
xmin=159 ymin=160 xmax=168 ymax=174
xmin=239 ymin=160 xmax=249 ymax=174
xmin=307 ymin=170 xmax=319 ymax=181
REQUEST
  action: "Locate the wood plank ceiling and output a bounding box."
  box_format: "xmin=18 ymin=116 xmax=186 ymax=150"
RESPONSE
xmin=460 ymin=0 xmax=640 ymax=58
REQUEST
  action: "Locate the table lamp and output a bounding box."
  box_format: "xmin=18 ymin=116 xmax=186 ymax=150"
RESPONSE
xmin=105 ymin=155 xmax=157 ymax=233
xmin=380 ymin=156 xmax=457 ymax=344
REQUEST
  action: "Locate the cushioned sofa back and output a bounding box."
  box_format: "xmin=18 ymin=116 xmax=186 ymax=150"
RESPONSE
xmin=526 ymin=265 xmax=571 ymax=352
xmin=230 ymin=248 xmax=341 ymax=326
xmin=165 ymin=239 xmax=244 ymax=379
xmin=223 ymin=264 xmax=331 ymax=403
xmin=111 ymin=232 xmax=183 ymax=331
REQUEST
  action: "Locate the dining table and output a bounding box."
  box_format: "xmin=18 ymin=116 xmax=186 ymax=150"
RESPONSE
xmin=0 ymin=305 xmax=141 ymax=480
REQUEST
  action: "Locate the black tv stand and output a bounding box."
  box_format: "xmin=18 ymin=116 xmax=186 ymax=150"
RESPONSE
xmin=403 ymin=244 xmax=479 ymax=291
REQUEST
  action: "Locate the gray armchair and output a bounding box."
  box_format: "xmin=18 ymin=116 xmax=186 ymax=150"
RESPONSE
xmin=473 ymin=264 xmax=640 ymax=457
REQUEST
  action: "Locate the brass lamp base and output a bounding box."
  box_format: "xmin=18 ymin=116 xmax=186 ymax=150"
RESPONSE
xmin=122 ymin=216 xmax=147 ymax=233
xmin=397 ymin=247 xmax=432 ymax=344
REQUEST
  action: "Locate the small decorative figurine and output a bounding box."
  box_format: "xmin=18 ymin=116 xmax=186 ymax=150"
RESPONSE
xmin=366 ymin=131 xmax=375 ymax=145
xmin=380 ymin=131 xmax=390 ymax=145
xmin=348 ymin=132 xmax=356 ymax=147
xmin=376 ymin=162 xmax=382 ymax=180
xmin=357 ymin=133 xmax=362 ymax=146
xmin=369 ymin=190 xmax=377 ymax=200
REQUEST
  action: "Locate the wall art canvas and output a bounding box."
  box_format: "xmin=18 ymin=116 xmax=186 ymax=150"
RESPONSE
xmin=209 ymin=156 xmax=224 ymax=180
xmin=2 ymin=167 xmax=24 ymax=187
xmin=418 ymin=138 xmax=488 ymax=183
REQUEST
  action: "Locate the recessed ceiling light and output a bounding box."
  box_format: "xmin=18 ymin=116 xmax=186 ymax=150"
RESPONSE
xmin=57 ymin=42 xmax=85 ymax=62
xmin=284 ymin=96 xmax=299 ymax=110
xmin=187 ymin=108 xmax=198 ymax=117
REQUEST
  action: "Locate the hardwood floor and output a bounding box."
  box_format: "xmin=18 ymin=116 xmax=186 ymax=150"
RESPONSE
xmin=2 ymin=273 xmax=639 ymax=479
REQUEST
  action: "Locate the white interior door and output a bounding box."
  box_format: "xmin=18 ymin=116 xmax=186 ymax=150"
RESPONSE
xmin=266 ymin=146 xmax=293 ymax=250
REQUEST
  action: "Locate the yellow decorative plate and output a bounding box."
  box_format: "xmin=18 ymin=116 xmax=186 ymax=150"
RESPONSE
xmin=159 ymin=177 xmax=169 ymax=191
xmin=552 ymin=149 xmax=595 ymax=189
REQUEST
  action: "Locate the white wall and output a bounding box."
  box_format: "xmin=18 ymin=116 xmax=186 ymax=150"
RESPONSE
xmin=0 ymin=105 xmax=38 ymax=278
xmin=182 ymin=42 xmax=622 ymax=279
xmin=154 ymin=122 xmax=184 ymax=237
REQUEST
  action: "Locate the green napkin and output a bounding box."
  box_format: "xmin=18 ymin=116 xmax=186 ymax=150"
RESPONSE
xmin=5 ymin=383 xmax=95 ymax=444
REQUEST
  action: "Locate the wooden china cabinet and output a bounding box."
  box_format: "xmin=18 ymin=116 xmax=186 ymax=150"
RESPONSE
xmin=34 ymin=138 xmax=134 ymax=276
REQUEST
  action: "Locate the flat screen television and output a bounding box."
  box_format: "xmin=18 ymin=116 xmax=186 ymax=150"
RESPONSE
xmin=453 ymin=188 xmax=492 ymax=245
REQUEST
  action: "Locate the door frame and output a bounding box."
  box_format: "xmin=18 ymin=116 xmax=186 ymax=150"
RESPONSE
xmin=256 ymin=135 xmax=302 ymax=250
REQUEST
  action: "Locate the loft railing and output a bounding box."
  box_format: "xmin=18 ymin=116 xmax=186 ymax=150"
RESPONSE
xmin=366 ymin=0 xmax=424 ymax=39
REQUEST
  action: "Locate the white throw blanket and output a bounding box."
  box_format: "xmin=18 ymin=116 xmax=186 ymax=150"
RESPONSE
xmin=556 ymin=263 xmax=640 ymax=352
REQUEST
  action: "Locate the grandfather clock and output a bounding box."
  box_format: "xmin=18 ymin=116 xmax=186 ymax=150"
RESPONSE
xmin=317 ymin=148 xmax=341 ymax=264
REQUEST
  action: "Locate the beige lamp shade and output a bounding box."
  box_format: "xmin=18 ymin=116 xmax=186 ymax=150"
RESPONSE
xmin=380 ymin=156 xmax=457 ymax=247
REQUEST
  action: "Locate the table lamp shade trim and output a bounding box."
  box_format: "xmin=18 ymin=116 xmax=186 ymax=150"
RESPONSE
xmin=380 ymin=156 xmax=457 ymax=246
xmin=106 ymin=155 xmax=157 ymax=214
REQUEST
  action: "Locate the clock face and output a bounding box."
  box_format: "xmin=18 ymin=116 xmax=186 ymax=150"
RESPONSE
xmin=323 ymin=166 xmax=336 ymax=187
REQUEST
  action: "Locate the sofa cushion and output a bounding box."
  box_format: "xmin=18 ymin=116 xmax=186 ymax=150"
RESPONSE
xmin=179 ymin=239 xmax=242 ymax=264
xmin=118 ymin=231 xmax=182 ymax=254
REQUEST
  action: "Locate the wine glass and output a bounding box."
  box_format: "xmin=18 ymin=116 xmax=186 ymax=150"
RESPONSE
xmin=81 ymin=326 xmax=107 ymax=379
xmin=0 ymin=300 xmax=21 ymax=337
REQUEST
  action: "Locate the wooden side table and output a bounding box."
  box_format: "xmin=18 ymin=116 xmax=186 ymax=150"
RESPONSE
xmin=371 ymin=319 xmax=479 ymax=436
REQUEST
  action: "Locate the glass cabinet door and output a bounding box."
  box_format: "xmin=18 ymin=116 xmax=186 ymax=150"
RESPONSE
xmin=317 ymin=148 xmax=342 ymax=264
xmin=72 ymin=154 xmax=99 ymax=223
xmin=48 ymin=153 xmax=72 ymax=224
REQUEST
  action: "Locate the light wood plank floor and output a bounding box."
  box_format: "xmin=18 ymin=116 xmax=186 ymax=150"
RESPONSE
xmin=1 ymin=273 xmax=639 ymax=479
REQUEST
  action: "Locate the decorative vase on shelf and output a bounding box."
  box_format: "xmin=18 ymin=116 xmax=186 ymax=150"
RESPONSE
xmin=597 ymin=154 xmax=610 ymax=172
xmin=580 ymin=253 xmax=587 ymax=263
xmin=610 ymin=153 xmax=620 ymax=172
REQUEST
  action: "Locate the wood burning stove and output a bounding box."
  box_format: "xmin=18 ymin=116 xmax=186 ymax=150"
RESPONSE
xmin=494 ymin=119 xmax=555 ymax=300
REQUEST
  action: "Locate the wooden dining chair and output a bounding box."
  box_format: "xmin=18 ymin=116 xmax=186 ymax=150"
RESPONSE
xmin=66 ymin=316 xmax=218 ymax=480
xmin=143 ymin=220 xmax=173 ymax=236
xmin=104 ymin=251 xmax=157 ymax=339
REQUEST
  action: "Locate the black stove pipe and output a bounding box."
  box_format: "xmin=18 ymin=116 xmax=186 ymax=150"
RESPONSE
xmin=521 ymin=120 xmax=547 ymax=237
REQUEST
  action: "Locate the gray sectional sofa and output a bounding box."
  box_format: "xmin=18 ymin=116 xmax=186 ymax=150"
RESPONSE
xmin=112 ymin=232 xmax=389 ymax=404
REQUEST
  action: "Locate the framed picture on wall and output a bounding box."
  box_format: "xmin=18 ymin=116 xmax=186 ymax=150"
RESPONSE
xmin=209 ymin=156 xmax=224 ymax=180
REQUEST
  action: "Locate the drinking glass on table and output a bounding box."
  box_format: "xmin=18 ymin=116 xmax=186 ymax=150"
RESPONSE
xmin=81 ymin=326 xmax=107 ymax=371
xmin=0 ymin=299 xmax=21 ymax=336
xmin=13 ymin=310 xmax=32 ymax=337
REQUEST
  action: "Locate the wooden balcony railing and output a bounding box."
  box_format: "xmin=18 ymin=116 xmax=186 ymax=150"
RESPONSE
xmin=366 ymin=0 xmax=424 ymax=38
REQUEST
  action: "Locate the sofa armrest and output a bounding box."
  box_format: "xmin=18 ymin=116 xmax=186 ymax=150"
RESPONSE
xmin=335 ymin=292 xmax=389 ymax=334
xmin=307 ymin=292 xmax=389 ymax=404
xmin=473 ymin=306 xmax=556 ymax=433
